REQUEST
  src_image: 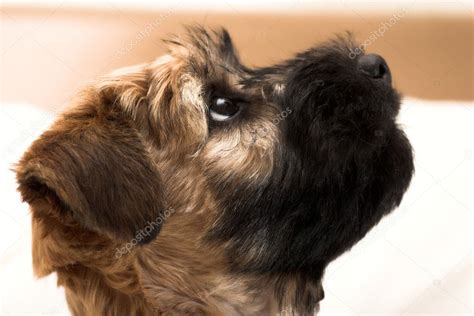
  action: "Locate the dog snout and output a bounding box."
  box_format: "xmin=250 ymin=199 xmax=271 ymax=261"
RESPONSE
xmin=358 ymin=54 xmax=391 ymax=84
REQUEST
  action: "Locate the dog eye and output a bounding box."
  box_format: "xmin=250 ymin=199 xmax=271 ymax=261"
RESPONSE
xmin=209 ymin=97 xmax=240 ymax=121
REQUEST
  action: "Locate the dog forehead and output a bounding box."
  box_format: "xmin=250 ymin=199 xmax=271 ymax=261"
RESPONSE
xmin=165 ymin=27 xmax=242 ymax=74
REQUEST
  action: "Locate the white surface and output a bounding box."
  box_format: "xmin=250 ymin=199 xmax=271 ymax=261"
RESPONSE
xmin=0 ymin=99 xmax=472 ymax=315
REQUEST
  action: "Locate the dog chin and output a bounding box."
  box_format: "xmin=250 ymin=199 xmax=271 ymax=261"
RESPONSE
xmin=212 ymin=123 xmax=413 ymax=281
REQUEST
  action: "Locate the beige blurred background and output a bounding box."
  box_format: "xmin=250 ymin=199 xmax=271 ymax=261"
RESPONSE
xmin=1 ymin=0 xmax=473 ymax=113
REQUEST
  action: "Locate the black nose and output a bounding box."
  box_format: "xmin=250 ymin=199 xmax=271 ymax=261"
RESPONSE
xmin=358 ymin=54 xmax=391 ymax=84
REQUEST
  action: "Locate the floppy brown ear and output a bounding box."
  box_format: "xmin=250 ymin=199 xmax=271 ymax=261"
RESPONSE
xmin=16 ymin=86 xmax=165 ymax=244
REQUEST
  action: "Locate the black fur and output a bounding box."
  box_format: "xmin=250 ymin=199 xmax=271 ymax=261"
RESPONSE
xmin=206 ymin=33 xmax=414 ymax=314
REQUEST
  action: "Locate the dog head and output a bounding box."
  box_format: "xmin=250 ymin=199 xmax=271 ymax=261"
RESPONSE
xmin=16 ymin=26 xmax=413 ymax=314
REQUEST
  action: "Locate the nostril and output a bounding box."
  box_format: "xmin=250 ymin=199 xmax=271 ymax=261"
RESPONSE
xmin=375 ymin=63 xmax=387 ymax=78
xmin=358 ymin=54 xmax=392 ymax=84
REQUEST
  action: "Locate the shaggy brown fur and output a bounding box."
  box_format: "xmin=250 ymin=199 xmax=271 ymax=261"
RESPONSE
xmin=16 ymin=26 xmax=413 ymax=315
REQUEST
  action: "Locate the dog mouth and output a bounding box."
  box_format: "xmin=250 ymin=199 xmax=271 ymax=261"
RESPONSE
xmin=280 ymin=44 xmax=401 ymax=149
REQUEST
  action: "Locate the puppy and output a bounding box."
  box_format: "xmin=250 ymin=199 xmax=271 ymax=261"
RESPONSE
xmin=16 ymin=26 xmax=414 ymax=315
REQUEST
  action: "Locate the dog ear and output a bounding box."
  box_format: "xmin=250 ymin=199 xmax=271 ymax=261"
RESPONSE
xmin=16 ymin=81 xmax=166 ymax=244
